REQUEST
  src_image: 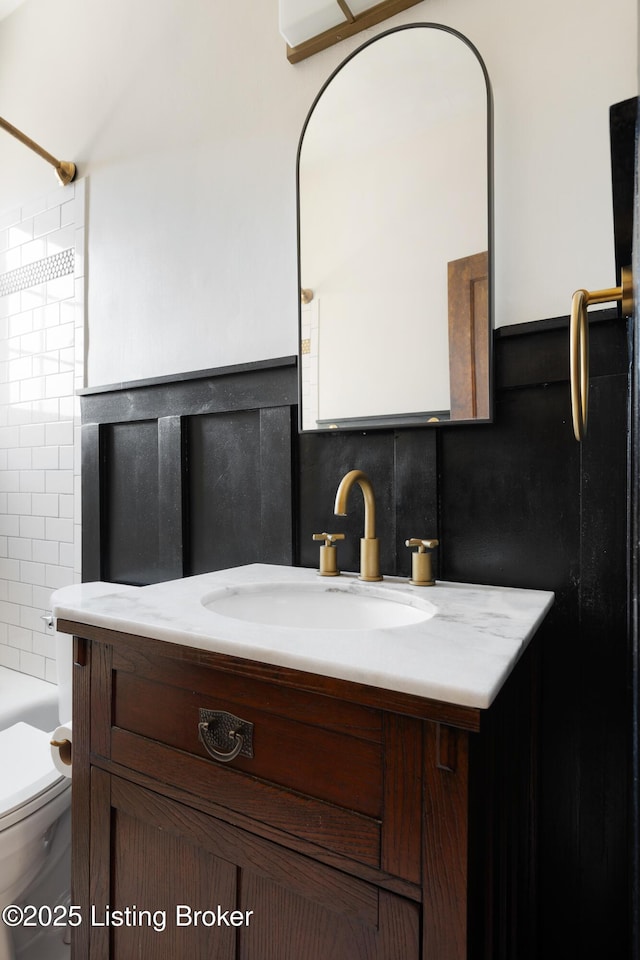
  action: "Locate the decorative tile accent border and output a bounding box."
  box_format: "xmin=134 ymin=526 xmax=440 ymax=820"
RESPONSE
xmin=0 ymin=247 xmax=74 ymax=297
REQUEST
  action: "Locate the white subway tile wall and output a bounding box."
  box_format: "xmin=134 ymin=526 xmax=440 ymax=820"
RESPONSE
xmin=0 ymin=181 xmax=84 ymax=682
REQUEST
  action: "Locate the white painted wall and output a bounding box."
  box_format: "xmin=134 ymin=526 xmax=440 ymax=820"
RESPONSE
xmin=0 ymin=0 xmax=636 ymax=387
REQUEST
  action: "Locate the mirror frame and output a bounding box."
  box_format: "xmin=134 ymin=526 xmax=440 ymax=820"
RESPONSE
xmin=296 ymin=23 xmax=494 ymax=433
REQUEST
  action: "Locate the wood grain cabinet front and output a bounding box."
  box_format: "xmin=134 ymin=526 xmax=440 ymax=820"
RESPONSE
xmin=87 ymin=769 xmax=420 ymax=960
xmin=108 ymin=645 xmax=389 ymax=872
xmin=68 ymin=626 xmax=538 ymax=960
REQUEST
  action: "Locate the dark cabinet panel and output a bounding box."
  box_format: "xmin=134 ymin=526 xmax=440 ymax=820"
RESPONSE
xmin=104 ymin=420 xmax=162 ymax=585
xmin=74 ymin=639 xmax=431 ymax=960
xmin=111 ymin=801 xmax=237 ymax=959
xmin=440 ymin=345 xmax=629 ymax=959
xmin=66 ymin=621 xmax=541 ymax=959
xmin=81 ymin=362 xmax=296 ymax=585
xmin=238 ymin=875 xmax=419 ymax=960
xmin=188 ymin=406 xmax=294 ymax=574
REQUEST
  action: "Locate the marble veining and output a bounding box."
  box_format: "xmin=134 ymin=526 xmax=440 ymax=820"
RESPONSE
xmin=52 ymin=563 xmax=554 ymax=709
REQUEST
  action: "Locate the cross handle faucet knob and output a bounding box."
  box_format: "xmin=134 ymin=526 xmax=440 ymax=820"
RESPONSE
xmin=405 ymin=538 xmax=439 ymax=586
xmin=312 ymin=532 xmax=345 ymax=577
xmin=313 ymin=532 xmax=346 ymax=546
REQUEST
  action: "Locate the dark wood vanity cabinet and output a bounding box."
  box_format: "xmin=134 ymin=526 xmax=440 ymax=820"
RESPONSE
xmin=64 ymin=621 xmax=537 ymax=960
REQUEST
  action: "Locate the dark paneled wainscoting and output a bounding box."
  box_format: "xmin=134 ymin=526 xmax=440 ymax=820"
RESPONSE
xmin=80 ymin=360 xmax=299 ymax=584
xmin=80 ymin=310 xmax=631 ymax=960
xmin=441 ymin=313 xmax=630 ymax=960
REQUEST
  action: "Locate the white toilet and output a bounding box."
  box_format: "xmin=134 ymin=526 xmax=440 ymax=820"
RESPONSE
xmin=0 ymin=633 xmax=73 ymax=960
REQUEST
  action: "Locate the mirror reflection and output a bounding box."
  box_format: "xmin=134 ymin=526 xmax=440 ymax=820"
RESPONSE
xmin=297 ymin=25 xmax=492 ymax=431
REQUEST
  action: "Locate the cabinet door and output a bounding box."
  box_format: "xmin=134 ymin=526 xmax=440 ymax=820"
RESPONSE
xmin=84 ymin=770 xmax=419 ymax=960
xmin=88 ymin=769 xmax=236 ymax=959
xmin=237 ymin=875 xmax=418 ymax=960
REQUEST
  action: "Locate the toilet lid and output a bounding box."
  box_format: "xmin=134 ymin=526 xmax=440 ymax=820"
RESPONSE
xmin=0 ymin=722 xmax=65 ymax=821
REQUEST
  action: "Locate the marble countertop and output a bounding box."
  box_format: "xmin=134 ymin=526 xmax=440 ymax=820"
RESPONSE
xmin=52 ymin=564 xmax=554 ymax=709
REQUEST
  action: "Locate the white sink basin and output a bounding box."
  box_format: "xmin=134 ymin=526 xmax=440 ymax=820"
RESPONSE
xmin=202 ymin=580 xmax=436 ymax=630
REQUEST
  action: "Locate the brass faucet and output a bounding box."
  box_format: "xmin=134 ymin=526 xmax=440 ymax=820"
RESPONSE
xmin=334 ymin=469 xmax=382 ymax=581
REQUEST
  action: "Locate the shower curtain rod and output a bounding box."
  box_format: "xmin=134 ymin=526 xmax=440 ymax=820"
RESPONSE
xmin=0 ymin=116 xmax=76 ymax=185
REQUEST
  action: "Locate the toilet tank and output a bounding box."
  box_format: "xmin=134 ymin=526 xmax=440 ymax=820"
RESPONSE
xmin=50 ymin=581 xmax=141 ymax=727
xmin=51 ymin=581 xmax=140 ymax=726
xmin=55 ymin=630 xmax=73 ymax=725
xmin=0 ymin=667 xmax=59 ymax=732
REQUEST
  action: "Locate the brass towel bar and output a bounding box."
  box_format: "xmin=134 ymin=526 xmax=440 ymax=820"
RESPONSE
xmin=570 ymin=265 xmax=633 ymax=441
xmin=0 ymin=116 xmax=76 ymax=186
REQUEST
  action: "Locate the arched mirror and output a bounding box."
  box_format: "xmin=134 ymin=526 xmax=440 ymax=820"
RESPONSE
xmin=297 ymin=24 xmax=492 ymax=431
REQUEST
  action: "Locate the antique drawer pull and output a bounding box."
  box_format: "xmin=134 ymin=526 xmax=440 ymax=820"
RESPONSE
xmin=197 ymin=708 xmax=254 ymax=764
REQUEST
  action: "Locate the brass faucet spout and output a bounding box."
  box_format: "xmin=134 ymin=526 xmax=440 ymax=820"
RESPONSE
xmin=334 ymin=469 xmax=382 ymax=581
xmin=334 ymin=470 xmax=376 ymax=538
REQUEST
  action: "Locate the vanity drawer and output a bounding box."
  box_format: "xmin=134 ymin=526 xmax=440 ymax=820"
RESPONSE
xmin=107 ymin=648 xmax=385 ymax=868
